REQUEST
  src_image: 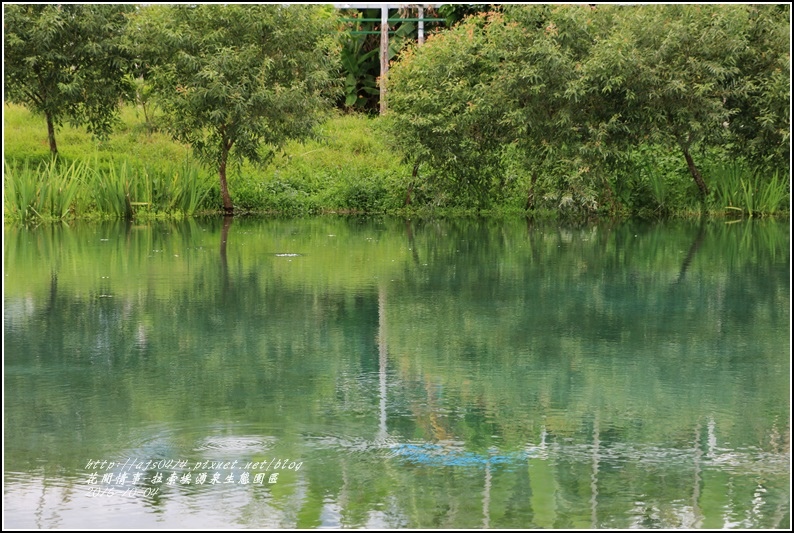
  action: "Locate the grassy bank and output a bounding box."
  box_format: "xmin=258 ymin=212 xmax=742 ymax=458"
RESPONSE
xmin=3 ymin=102 xmax=789 ymax=223
xmin=3 ymin=102 xmax=413 ymax=222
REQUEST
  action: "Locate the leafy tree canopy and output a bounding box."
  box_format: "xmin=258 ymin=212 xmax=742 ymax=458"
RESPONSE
xmin=4 ymin=4 xmax=135 ymax=156
xmin=386 ymin=4 xmax=790 ymax=210
xmin=132 ymin=4 xmax=341 ymax=212
xmin=386 ymin=12 xmax=513 ymax=207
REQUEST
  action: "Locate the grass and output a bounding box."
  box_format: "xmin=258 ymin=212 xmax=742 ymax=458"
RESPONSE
xmin=708 ymin=161 xmax=790 ymax=217
xmin=231 ymin=113 xmax=411 ymax=214
xmin=3 ymin=102 xmax=213 ymax=222
xmin=3 ymin=156 xmax=217 ymax=222
xmin=3 ymin=102 xmax=414 ymax=221
xmin=3 ymin=102 xmax=789 ymax=221
xmin=4 ymin=158 xmax=87 ymax=223
xmin=3 ymin=103 xmax=192 ymax=169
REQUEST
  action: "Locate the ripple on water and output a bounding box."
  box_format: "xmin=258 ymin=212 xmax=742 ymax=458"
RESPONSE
xmin=194 ymin=435 xmax=275 ymax=454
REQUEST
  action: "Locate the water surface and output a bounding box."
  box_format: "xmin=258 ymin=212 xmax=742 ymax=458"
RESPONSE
xmin=4 ymin=216 xmax=790 ymax=528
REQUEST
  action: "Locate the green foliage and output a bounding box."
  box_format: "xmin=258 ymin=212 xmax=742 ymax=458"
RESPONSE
xmin=339 ymin=32 xmax=380 ymax=110
xmin=724 ymin=4 xmax=791 ymax=172
xmin=498 ymin=5 xmax=602 ymax=212
xmin=3 ymin=102 xmax=214 ymax=220
xmin=2 ymin=103 xmax=193 ymax=170
xmin=150 ymin=162 xmax=215 ymax=216
xmin=89 ymin=159 xmax=136 ymax=219
xmin=5 ymin=1 xmax=789 ymax=223
xmin=3 ymin=161 xmax=39 ymax=224
xmin=135 ymin=4 xmax=342 ymax=210
xmin=437 ymin=4 xmax=501 ymax=27
xmin=708 ymin=161 xmax=789 ymax=217
xmin=386 ymin=13 xmax=515 ymax=208
xmin=3 ymin=4 xmax=135 ymax=155
xmin=4 ymin=158 xmax=87 ymax=223
xmin=576 ymin=5 xmax=755 ymax=201
xmin=130 ymin=76 xmax=160 ymax=133
xmin=88 ymin=158 xmax=214 ymax=219
xmin=617 ymin=145 xmax=697 ymax=219
xmin=4 ymin=105 xmax=217 ymax=223
xmin=386 ymin=4 xmax=790 ymax=215
xmin=234 ymin=113 xmax=409 ymax=214
xmin=3 ymin=151 xmax=215 ymax=223
xmin=4 ymin=103 xmax=413 ymax=221
xmin=336 ymin=7 xmax=445 ymax=114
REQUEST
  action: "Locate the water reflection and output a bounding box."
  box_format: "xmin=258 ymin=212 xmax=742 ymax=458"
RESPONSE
xmin=4 ymin=217 xmax=790 ymax=528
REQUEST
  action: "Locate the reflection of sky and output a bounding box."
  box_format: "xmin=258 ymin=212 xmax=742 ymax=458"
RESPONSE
xmin=5 ymin=432 xmax=789 ymax=529
xmin=523 ymin=440 xmax=790 ymax=476
xmin=5 ymin=469 xmax=307 ymax=529
xmin=4 ymin=407 xmax=790 ymax=529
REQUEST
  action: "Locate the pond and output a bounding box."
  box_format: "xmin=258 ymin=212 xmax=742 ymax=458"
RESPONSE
xmin=3 ymin=216 xmax=790 ymax=529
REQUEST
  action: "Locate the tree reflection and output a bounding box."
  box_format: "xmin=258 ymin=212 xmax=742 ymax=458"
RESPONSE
xmin=3 ymin=217 xmax=789 ymax=529
xmin=220 ymin=215 xmax=233 ymax=296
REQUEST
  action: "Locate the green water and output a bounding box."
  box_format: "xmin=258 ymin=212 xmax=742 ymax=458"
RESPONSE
xmin=3 ymin=216 xmax=790 ymax=529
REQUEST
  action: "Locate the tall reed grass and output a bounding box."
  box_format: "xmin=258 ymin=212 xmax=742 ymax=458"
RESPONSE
xmin=145 ymin=161 xmax=214 ymax=216
xmin=709 ymin=161 xmax=789 ymax=217
xmin=91 ymin=158 xmax=137 ymax=218
xmin=4 ymin=158 xmax=87 ymax=223
xmin=4 ymin=156 xmax=215 ymax=223
xmin=644 ymin=163 xmax=670 ymax=214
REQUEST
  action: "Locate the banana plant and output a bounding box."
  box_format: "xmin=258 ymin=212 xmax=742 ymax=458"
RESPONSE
xmin=339 ymin=32 xmax=380 ymax=110
xmin=338 ymin=8 xmax=436 ymax=113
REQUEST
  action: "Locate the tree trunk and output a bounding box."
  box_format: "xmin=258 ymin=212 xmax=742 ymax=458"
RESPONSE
xmin=45 ymin=111 xmax=58 ymax=157
xmin=404 ymin=182 xmax=414 ymax=206
xmin=219 ymin=140 xmax=234 ymax=214
xmin=682 ymin=146 xmax=709 ymax=202
xmin=525 ymin=171 xmax=538 ymax=210
xmin=405 ymin=163 xmax=418 ymax=206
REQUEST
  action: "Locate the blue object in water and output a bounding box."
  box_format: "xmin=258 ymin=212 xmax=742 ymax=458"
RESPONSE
xmin=390 ymin=443 xmax=528 ymax=468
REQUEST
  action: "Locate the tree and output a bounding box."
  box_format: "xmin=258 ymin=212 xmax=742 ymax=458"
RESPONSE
xmin=573 ymin=4 xmax=753 ymax=202
xmin=136 ymin=4 xmax=340 ymax=213
xmin=725 ymin=4 xmax=790 ymax=173
xmin=387 ymin=6 xmax=599 ymax=210
xmin=437 ymin=4 xmax=501 ymax=27
xmin=386 ymin=13 xmax=515 ymax=208
xmin=497 ymin=5 xmax=602 ymax=210
xmin=3 ymin=4 xmax=135 ymax=156
xmin=386 ymin=4 xmax=789 ymax=212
